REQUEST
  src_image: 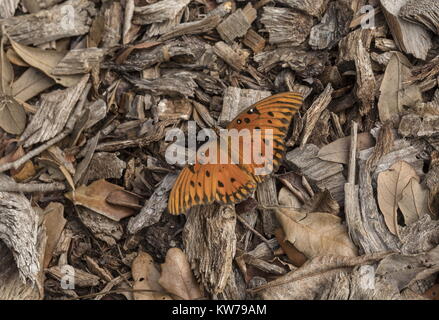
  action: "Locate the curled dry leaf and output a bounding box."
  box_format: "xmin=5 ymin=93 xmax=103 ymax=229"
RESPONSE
xmin=276 ymin=208 xmax=358 ymax=258
xmin=158 ymin=248 xmax=202 ymax=300
xmin=9 ymin=37 xmax=82 ymax=87
xmin=276 ymin=190 xmax=358 ymax=258
xmin=65 ymin=179 xmax=138 ymax=222
xmin=398 ymin=178 xmax=430 ymax=225
xmin=377 ymin=161 xmax=419 ymax=236
xmin=378 ymin=52 xmax=421 ymax=123
xmin=318 ymin=133 xmax=375 ymax=164
xmin=132 ymin=251 xmax=172 ymax=300
xmin=276 ymin=190 xmax=357 ymax=259
xmin=1 ymin=35 xmax=13 ymax=95
xmin=42 ymin=202 xmax=66 ymax=269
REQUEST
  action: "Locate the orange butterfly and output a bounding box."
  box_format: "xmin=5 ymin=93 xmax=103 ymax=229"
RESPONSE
xmin=168 ymin=92 xmax=303 ymax=215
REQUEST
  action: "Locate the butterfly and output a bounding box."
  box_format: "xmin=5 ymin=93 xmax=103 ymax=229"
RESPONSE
xmin=168 ymin=92 xmax=303 ymax=215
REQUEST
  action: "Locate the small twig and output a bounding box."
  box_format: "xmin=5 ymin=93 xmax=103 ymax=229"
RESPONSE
xmin=0 ymin=132 xmax=69 ymax=173
xmin=0 ymin=182 xmax=66 ymax=193
xmin=69 ymin=288 xmax=188 ymax=300
xmin=301 ymin=176 xmax=314 ymax=198
xmin=236 ymin=214 xmax=273 ymax=251
xmin=277 ymin=177 xmax=306 ymax=203
xmin=348 ymin=121 xmax=358 ymax=184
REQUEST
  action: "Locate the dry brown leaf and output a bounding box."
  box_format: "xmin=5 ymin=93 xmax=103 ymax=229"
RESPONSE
xmin=0 ymin=95 xmax=26 ymax=135
xmin=6 ymin=48 xmax=28 ymax=67
xmin=106 ymin=190 xmax=142 ymax=210
xmin=158 ymin=248 xmax=202 ymax=300
xmin=377 ymin=161 xmax=418 ymax=236
xmin=132 ymin=251 xmax=172 ymax=300
xmin=274 ymin=228 xmax=307 ymax=267
xmin=378 ymin=52 xmax=421 ymax=123
xmin=277 ymin=190 xmax=357 ymax=258
xmin=12 ymin=160 xmax=35 ymax=182
xmin=65 ymin=179 xmax=137 ymax=222
xmin=318 ymin=133 xmax=375 ymax=164
xmin=398 ymin=178 xmax=430 ymax=225
xmin=1 ymin=35 xmax=13 ymax=95
xmin=115 ymin=41 xmax=162 ymax=64
xmin=9 ymin=37 xmax=82 ymax=87
xmin=12 ymin=68 xmax=55 ymax=102
xmin=42 ymin=202 xmax=66 ymax=269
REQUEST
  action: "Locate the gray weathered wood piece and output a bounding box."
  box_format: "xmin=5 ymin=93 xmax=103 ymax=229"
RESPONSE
xmin=183 ymin=204 xmax=237 ymax=294
xmin=1 ymin=0 xmax=96 ymax=45
xmin=286 ymin=144 xmax=346 ymax=204
xmin=0 ymin=175 xmax=40 ymax=285
xmin=20 ymin=75 xmax=89 ymax=147
xmin=260 ymin=7 xmax=314 ymax=45
xmin=219 ymin=87 xmax=271 ymax=126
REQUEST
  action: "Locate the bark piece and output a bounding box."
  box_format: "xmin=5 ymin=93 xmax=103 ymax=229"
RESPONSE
xmin=183 ymin=204 xmax=236 ymax=295
xmin=254 ymin=48 xmax=328 ymax=78
xmin=260 ymin=7 xmax=314 ymax=45
xmin=286 ymin=144 xmax=346 ymax=204
xmin=400 ymin=0 xmax=439 ymax=34
xmin=275 ymin=0 xmax=330 ymax=17
xmin=301 ymin=84 xmax=334 ymax=147
xmin=256 ymin=178 xmax=280 ymax=237
xmin=76 ymin=207 xmax=123 ymax=246
xmin=355 ymin=39 xmax=376 ymax=115
xmin=114 ymin=39 xmax=206 ymax=72
xmin=133 ymin=0 xmax=191 ymax=25
xmin=243 ymin=29 xmax=266 ymax=54
xmin=399 ymin=114 xmax=439 ymax=138
xmin=0 ymin=174 xmax=39 ymax=284
xmin=128 ymin=173 xmax=178 ymax=234
xmin=0 ymin=0 xmax=19 ymax=19
xmin=381 ymin=0 xmax=432 ymax=60
xmin=1 ymin=0 xmax=96 ymax=46
xmin=52 ymin=48 xmax=106 ymax=76
xmin=337 ymin=28 xmax=374 ymax=67
xmin=213 ymin=41 xmax=249 ymax=71
xmin=216 ymin=3 xmax=256 ymax=43
xmin=47 ymin=265 xmax=100 ymax=288
xmin=309 ymin=1 xmax=352 ymax=50
xmin=101 ymin=1 xmax=122 ymax=48
xmin=160 ymin=15 xmax=221 ymax=41
xmin=81 ymin=152 xmax=127 ymax=184
xmin=126 ymin=71 xmax=198 ymax=97
xmin=219 ymin=87 xmax=271 ymax=126
xmin=20 ymin=76 xmax=89 ymax=147
xmin=0 ymin=242 xmax=42 ymax=300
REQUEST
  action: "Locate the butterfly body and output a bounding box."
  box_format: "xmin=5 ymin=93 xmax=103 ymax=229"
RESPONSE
xmin=168 ymin=92 xmax=303 ymax=215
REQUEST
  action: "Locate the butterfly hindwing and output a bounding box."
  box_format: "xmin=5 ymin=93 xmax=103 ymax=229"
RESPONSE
xmin=168 ymin=163 xmax=256 ymax=214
